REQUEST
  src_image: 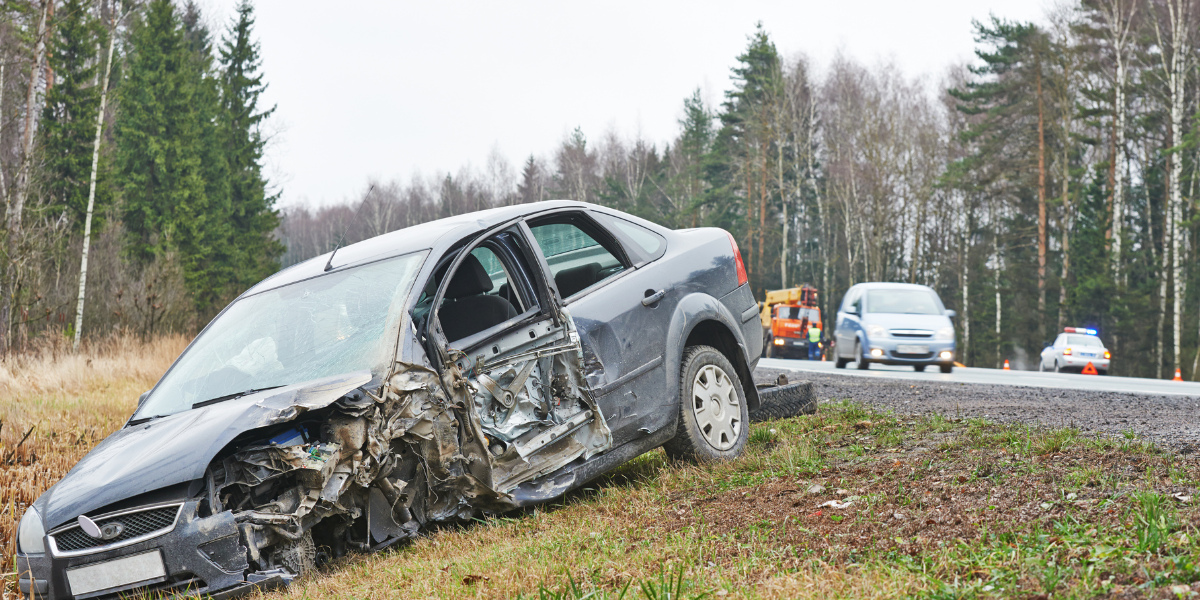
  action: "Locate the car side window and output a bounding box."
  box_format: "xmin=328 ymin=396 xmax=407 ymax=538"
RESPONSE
xmin=590 ymin=212 xmax=666 ymax=265
xmin=434 ymin=233 xmax=539 ymax=345
xmin=851 ymin=290 xmax=863 ymax=314
xmin=528 ymin=218 xmax=628 ymax=300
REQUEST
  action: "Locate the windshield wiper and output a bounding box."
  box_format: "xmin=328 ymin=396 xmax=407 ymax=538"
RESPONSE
xmin=128 ymin=414 xmax=168 ymax=426
xmin=192 ymin=385 xmax=286 ymax=409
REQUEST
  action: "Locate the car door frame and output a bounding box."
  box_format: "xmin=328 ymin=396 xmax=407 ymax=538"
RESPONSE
xmin=423 ymin=218 xmax=563 ymax=370
xmin=517 ymin=208 xmax=673 ymax=442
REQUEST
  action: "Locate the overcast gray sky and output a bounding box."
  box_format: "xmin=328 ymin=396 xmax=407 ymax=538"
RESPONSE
xmin=200 ymin=1 xmax=1050 ymax=208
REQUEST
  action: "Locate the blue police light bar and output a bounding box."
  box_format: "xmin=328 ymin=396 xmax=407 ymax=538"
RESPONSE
xmin=1064 ymin=327 xmax=1099 ymax=335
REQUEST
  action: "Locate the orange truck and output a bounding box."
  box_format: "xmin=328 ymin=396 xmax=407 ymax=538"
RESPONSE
xmin=759 ymin=285 xmax=823 ymax=359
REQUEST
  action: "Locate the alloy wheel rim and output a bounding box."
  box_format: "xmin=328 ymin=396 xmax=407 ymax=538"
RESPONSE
xmin=690 ymin=364 xmax=740 ymax=451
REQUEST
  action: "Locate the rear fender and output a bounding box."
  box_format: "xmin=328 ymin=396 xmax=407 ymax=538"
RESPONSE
xmin=666 ymin=293 xmax=760 ymax=411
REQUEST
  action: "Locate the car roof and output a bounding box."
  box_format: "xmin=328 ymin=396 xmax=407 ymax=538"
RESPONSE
xmin=245 ymin=200 xmax=589 ymax=296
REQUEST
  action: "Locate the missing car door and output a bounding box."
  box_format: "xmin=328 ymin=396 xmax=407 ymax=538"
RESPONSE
xmin=427 ymin=224 xmax=612 ymax=496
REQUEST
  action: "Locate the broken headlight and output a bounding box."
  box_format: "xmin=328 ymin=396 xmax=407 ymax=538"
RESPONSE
xmin=17 ymin=506 xmax=45 ymax=554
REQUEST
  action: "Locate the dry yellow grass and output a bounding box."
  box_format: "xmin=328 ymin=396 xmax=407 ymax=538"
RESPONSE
xmin=0 ymin=334 xmax=188 ymax=583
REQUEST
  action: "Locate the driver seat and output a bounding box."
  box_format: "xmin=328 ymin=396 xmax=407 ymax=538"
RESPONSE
xmin=439 ymin=254 xmax=517 ymax=342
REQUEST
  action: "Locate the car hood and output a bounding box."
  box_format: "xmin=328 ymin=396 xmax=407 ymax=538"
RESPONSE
xmin=35 ymin=370 xmax=372 ymax=530
xmin=861 ymin=313 xmax=951 ymax=331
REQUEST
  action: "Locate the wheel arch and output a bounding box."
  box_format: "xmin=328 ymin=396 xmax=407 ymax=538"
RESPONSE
xmin=666 ymin=293 xmax=760 ymax=411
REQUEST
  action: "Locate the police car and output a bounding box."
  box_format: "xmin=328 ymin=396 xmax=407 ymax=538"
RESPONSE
xmin=1039 ymin=327 xmax=1110 ymax=374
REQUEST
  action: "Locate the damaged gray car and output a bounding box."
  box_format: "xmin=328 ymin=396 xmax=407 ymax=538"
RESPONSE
xmin=15 ymin=200 xmax=764 ymax=599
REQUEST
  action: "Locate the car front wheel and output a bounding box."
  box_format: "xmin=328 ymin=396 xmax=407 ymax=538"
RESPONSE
xmin=855 ymin=341 xmax=870 ymax=370
xmin=663 ymin=345 xmax=749 ymax=463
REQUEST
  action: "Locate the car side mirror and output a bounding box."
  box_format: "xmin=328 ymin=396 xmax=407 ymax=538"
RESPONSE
xmin=944 ymin=309 xmax=956 ymax=319
xmin=137 ymin=391 xmax=150 ymax=408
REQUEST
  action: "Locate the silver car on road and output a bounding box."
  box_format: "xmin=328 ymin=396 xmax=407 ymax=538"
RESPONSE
xmin=1039 ymin=328 xmax=1110 ymax=374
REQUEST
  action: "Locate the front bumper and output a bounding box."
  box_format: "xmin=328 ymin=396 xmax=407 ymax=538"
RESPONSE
xmin=771 ymin=337 xmax=810 ymax=350
xmin=16 ymin=501 xmax=265 ymax=600
xmin=862 ymin=337 xmax=955 ymax=365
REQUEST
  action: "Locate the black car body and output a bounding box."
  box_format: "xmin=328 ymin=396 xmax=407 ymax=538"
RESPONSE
xmin=15 ymin=201 xmax=762 ymax=599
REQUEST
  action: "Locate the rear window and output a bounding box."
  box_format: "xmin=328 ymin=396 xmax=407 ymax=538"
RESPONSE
xmin=1066 ymin=335 xmax=1103 ymax=347
xmin=865 ymin=289 xmax=941 ymax=315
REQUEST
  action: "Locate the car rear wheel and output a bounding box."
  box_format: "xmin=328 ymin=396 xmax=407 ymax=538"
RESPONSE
xmin=855 ymin=341 xmax=869 ymax=370
xmin=1054 ymin=361 xmax=1061 ymax=373
xmin=664 ymin=346 xmax=749 ymax=463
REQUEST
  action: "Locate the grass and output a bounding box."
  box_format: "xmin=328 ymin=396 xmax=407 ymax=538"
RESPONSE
xmin=257 ymin=401 xmax=1200 ymax=600
xmin=2 ymin=344 xmax=1199 ymax=599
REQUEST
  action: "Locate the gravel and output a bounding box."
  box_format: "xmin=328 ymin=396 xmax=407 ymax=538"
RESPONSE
xmin=752 ymin=366 xmax=1200 ymax=453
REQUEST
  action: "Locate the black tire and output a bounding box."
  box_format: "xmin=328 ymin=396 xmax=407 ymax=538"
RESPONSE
xmin=1054 ymin=360 xmax=1061 ymax=373
xmin=940 ymin=364 xmax=953 ymax=374
xmin=855 ymin=341 xmax=869 ymax=370
xmin=664 ymin=346 xmax=749 ymax=463
xmin=835 ymin=356 xmax=848 ymax=368
xmin=914 ymin=364 xmax=926 ymax=372
xmin=765 ymin=341 xmax=775 ymax=358
xmin=749 ymin=382 xmax=816 ymax=422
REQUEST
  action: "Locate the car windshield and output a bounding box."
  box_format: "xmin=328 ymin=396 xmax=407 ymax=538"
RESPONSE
xmin=1067 ymin=335 xmax=1103 ymax=347
xmin=136 ymin=252 xmax=426 ymax=419
xmin=865 ymin=289 xmax=941 ymax=315
xmin=778 ymin=306 xmax=818 ymax=321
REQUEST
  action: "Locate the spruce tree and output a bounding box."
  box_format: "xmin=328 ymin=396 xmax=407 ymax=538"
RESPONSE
xmin=39 ymin=0 xmax=106 ymax=229
xmin=218 ymin=0 xmax=283 ymax=287
xmin=115 ymin=0 xmax=231 ymax=312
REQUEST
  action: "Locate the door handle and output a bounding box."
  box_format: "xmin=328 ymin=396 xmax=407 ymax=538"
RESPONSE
xmin=642 ymin=289 xmax=666 ymax=307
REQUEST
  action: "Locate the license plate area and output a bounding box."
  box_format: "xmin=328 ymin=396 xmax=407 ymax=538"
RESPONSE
xmin=896 ymin=345 xmax=929 ymax=355
xmin=67 ymin=550 xmax=167 ymax=597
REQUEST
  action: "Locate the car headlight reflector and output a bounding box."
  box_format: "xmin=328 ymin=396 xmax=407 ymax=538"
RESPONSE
xmin=936 ymin=327 xmax=954 ymax=340
xmin=939 ymin=350 xmax=954 ymax=360
xmin=773 ymin=338 xmax=784 ymax=346
xmin=17 ymin=506 xmax=45 ymax=554
xmin=867 ymin=325 xmax=886 ymax=338
xmin=870 ymin=348 xmax=884 ymax=357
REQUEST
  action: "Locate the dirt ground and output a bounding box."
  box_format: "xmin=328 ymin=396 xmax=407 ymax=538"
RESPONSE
xmin=754 ymin=366 xmax=1200 ymax=453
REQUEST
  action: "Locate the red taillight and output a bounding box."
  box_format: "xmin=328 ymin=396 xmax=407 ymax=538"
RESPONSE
xmin=1064 ymin=348 xmax=1072 ymax=356
xmin=727 ymin=232 xmax=748 ymax=287
xmin=1104 ymin=350 xmax=1111 ymax=359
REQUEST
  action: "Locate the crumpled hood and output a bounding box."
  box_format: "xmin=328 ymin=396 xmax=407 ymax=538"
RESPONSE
xmin=36 ymin=370 xmax=372 ymax=530
xmin=862 ymin=313 xmax=951 ymax=332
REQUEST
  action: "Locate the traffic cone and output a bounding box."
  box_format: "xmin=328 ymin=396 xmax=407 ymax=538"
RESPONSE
xmin=1003 ymin=359 xmax=1010 ymax=370
xmin=1082 ymin=362 xmax=1098 ymax=375
xmin=1173 ymin=368 xmax=1183 ymax=381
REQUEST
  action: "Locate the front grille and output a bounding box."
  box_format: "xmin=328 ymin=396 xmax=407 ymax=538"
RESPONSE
xmin=51 ymin=505 xmax=180 ymax=553
xmin=893 ymin=351 xmax=934 ymax=359
xmin=890 ymin=329 xmax=933 ymax=338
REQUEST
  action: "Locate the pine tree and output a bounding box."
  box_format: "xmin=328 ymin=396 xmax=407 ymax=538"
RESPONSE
xmin=218 ymin=0 xmax=283 ymax=287
xmin=39 ymin=0 xmax=107 ymax=229
xmin=115 ymin=0 xmax=231 ymax=311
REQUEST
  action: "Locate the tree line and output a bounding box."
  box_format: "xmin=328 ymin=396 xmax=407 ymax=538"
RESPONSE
xmin=280 ymin=3 xmax=1200 ymax=379
xmin=3 ymin=1 xmax=1199 ymax=380
xmin=0 ymin=0 xmax=278 ymax=352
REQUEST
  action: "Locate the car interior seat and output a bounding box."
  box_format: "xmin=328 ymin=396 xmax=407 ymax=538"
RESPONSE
xmin=439 ymin=254 xmax=518 ymax=342
xmin=554 ymin=262 xmax=600 ymax=298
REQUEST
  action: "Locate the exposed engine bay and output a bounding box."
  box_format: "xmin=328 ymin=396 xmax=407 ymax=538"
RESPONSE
xmin=201 ymin=313 xmax=612 ymax=577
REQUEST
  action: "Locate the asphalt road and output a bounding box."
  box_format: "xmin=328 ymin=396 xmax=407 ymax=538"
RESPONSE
xmin=754 ymin=356 xmax=1200 ymax=450
xmin=758 ymin=357 xmax=1200 ymax=397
